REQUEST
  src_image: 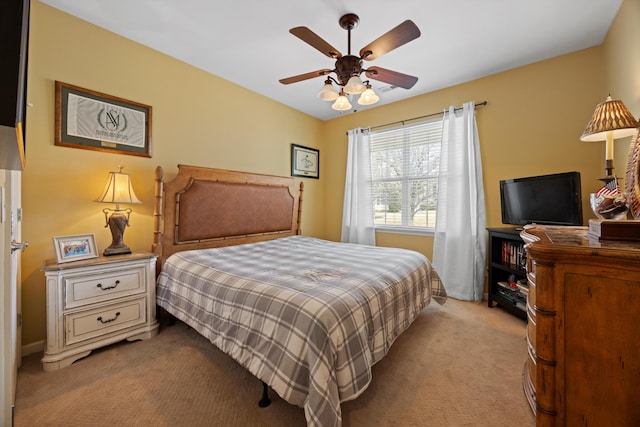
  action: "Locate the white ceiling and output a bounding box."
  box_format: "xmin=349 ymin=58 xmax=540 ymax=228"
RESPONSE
xmin=40 ymin=0 xmax=622 ymax=121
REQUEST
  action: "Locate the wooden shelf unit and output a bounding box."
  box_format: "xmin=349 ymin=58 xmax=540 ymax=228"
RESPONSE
xmin=487 ymin=227 xmax=527 ymax=319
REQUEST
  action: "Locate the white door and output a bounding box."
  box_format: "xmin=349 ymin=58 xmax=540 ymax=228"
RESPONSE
xmin=1 ymin=169 xmax=24 ymax=426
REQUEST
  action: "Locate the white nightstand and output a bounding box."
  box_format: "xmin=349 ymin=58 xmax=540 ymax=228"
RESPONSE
xmin=41 ymin=251 xmax=159 ymax=371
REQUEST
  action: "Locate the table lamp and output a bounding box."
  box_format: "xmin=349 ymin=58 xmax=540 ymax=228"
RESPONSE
xmin=581 ymin=95 xmax=639 ymax=220
xmin=580 ymin=95 xmax=639 ymax=180
xmin=95 ymin=166 xmax=141 ymax=256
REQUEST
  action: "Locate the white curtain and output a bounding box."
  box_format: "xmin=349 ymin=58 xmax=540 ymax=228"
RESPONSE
xmin=341 ymin=129 xmax=376 ymax=245
xmin=433 ymin=102 xmax=486 ymax=300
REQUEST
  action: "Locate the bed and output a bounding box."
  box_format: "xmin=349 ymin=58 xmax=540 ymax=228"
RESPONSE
xmin=152 ymin=164 xmax=447 ymax=427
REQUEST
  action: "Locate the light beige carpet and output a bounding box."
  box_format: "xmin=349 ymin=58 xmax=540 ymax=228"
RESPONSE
xmin=14 ymin=299 xmax=535 ymax=426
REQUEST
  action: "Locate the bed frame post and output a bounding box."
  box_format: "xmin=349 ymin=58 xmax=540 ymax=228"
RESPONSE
xmin=259 ymin=381 xmax=271 ymax=408
xmin=297 ymin=181 xmax=304 ymax=235
xmin=153 ymin=166 xmax=164 ymax=275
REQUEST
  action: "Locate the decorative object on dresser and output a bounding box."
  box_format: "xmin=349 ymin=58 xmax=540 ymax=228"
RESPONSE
xmin=521 ymin=224 xmax=640 ymax=426
xmin=625 ymin=129 xmax=640 ymax=219
xmin=41 ymin=252 xmax=158 ymax=371
xmin=587 ymin=218 xmax=640 ymax=241
xmin=580 ymin=95 xmax=638 ymax=219
xmin=580 ymin=95 xmax=638 ymax=179
xmin=486 ymin=228 xmax=527 ymax=319
xmin=95 ymin=166 xmax=142 ymax=256
xmin=52 ymin=234 xmax=98 ymax=264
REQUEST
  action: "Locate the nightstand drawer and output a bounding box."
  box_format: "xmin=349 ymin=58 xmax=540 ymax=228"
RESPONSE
xmin=65 ymin=297 xmax=146 ymax=346
xmin=64 ymin=266 xmax=147 ymax=309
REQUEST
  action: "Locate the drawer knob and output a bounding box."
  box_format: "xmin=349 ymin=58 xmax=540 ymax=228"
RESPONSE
xmin=97 ymin=280 xmax=120 ymax=291
xmin=97 ymin=312 xmax=121 ymax=324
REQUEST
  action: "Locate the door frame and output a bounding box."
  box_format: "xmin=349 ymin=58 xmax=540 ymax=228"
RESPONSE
xmin=1 ymin=169 xmax=22 ymax=426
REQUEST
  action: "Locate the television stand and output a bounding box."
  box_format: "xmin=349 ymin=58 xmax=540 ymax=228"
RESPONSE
xmin=486 ymin=227 xmax=527 ymax=319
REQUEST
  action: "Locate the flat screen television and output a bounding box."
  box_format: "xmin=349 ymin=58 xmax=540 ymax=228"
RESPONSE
xmin=500 ymin=171 xmax=583 ymax=226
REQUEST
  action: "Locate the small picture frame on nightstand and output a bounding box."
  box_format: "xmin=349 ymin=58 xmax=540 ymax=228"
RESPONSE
xmin=52 ymin=234 xmax=98 ymax=263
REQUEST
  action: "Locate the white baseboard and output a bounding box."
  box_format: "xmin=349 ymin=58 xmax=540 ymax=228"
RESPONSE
xmin=22 ymin=340 xmax=44 ymax=357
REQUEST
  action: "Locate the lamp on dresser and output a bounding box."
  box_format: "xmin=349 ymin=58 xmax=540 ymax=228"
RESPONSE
xmin=95 ymin=165 xmax=141 ymax=256
xmin=580 ymin=95 xmax=639 ymax=179
xmin=580 ymin=95 xmax=639 ymax=220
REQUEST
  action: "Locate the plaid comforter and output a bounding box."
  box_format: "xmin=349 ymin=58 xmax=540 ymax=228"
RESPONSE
xmin=156 ymin=236 xmax=446 ymax=427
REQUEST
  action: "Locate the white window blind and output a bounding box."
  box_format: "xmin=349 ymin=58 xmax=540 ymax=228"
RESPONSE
xmin=370 ymin=119 xmax=442 ymax=232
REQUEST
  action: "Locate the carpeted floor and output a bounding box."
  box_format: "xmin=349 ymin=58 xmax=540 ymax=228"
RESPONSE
xmin=14 ymin=298 xmax=535 ymax=426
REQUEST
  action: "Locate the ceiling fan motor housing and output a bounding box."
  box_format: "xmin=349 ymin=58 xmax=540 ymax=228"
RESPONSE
xmin=335 ymin=55 xmax=363 ymax=87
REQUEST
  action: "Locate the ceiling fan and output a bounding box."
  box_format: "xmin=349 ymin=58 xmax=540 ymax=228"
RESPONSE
xmin=279 ymin=13 xmax=421 ymax=110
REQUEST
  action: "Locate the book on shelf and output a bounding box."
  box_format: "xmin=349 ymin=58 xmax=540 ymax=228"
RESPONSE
xmin=500 ymin=241 xmax=527 ymax=270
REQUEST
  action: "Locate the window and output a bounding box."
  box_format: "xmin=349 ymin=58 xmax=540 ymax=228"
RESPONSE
xmin=370 ymin=119 xmax=442 ymax=233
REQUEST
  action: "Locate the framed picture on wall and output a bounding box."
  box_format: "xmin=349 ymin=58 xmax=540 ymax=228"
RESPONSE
xmin=52 ymin=234 xmax=98 ymax=264
xmin=291 ymin=144 xmax=319 ymax=179
xmin=54 ymin=81 xmax=152 ymax=157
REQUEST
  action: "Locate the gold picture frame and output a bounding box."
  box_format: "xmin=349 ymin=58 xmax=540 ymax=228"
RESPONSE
xmin=55 ymin=81 xmax=152 ymax=157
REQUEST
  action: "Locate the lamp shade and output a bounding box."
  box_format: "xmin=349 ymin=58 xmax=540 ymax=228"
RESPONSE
xmin=580 ymin=96 xmax=639 ymax=142
xmin=95 ymin=167 xmax=142 ymax=207
xmin=357 ymin=84 xmax=379 ymax=106
xmin=344 ymin=75 xmax=366 ymax=94
xmin=317 ymin=80 xmax=339 ymax=101
xmin=332 ymin=91 xmax=352 ymax=111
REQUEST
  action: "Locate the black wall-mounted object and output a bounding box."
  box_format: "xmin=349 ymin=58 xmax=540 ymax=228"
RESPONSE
xmin=0 ymin=0 xmax=30 ymax=170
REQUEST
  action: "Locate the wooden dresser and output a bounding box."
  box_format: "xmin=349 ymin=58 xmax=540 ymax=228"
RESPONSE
xmin=520 ymin=224 xmax=640 ymax=426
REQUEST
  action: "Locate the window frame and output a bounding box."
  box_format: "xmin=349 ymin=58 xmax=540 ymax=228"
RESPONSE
xmin=369 ymin=118 xmax=442 ymax=236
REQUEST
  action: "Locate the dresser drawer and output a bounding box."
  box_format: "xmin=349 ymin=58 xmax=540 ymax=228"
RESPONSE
xmin=64 ymin=265 xmax=147 ymax=309
xmin=527 ymin=340 xmax=537 ymax=391
xmin=65 ymin=297 xmax=146 ymax=345
xmin=526 ymin=317 xmax=536 ymax=350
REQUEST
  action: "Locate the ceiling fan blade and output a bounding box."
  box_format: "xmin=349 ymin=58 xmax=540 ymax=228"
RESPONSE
xmin=359 ymin=20 xmax=420 ymax=61
xmin=290 ymin=27 xmax=342 ymax=58
xmin=365 ymin=66 xmax=418 ymax=89
xmin=279 ymin=69 xmax=333 ymax=85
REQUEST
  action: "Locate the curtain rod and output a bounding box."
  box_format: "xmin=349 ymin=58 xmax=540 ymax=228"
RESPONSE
xmin=367 ymin=100 xmax=488 ymax=132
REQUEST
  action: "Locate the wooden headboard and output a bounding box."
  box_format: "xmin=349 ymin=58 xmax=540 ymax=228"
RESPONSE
xmin=153 ymin=164 xmax=304 ymax=269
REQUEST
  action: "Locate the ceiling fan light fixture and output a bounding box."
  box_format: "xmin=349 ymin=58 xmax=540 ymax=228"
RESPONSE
xmin=344 ymin=75 xmax=366 ymax=94
xmin=317 ymin=79 xmax=339 ymax=101
xmin=357 ymin=84 xmax=379 ymax=106
xmin=280 ymin=14 xmax=420 ymax=114
xmin=332 ymin=91 xmax=352 ymax=111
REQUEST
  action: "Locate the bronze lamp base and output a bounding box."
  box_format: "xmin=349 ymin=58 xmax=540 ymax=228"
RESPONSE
xmin=103 ymin=210 xmax=132 ymax=256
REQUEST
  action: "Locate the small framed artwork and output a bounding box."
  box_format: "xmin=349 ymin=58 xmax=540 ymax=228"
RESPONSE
xmin=52 ymin=234 xmax=99 ymax=264
xmin=291 ymin=144 xmax=319 ymax=179
xmin=55 ymin=81 xmax=152 ymax=157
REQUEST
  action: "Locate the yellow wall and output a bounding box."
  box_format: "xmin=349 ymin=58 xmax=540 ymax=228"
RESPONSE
xmin=21 ymin=3 xmax=325 ymax=345
xmin=603 ymin=0 xmax=640 ymax=171
xmin=20 ymin=1 xmax=639 ymax=346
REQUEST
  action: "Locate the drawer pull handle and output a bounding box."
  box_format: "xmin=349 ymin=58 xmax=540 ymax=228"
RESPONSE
xmin=97 ymin=312 xmax=121 ymax=324
xmin=97 ymin=280 xmax=120 ymax=291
